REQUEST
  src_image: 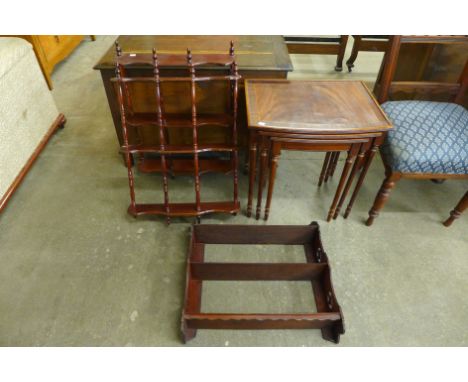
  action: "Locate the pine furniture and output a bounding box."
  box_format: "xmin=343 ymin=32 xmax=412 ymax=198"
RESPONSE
xmin=9 ymin=35 xmax=86 ymax=89
xmin=0 ymin=37 xmax=65 ymax=214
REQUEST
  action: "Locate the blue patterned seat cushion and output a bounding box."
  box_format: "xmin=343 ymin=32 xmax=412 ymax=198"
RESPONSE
xmin=381 ymin=101 xmax=468 ymax=174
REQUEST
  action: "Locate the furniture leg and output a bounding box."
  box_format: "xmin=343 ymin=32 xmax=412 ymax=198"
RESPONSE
xmin=334 ymin=35 xmax=349 ymax=72
xmin=264 ymin=143 xmax=281 ymax=220
xmin=327 ymin=145 xmax=359 ymax=222
xmin=243 ymin=147 xmax=249 ymax=175
xmin=160 ymin=153 xmax=171 ymax=225
xmin=443 ymin=191 xmax=468 ymax=227
xmin=324 ymin=152 xmax=339 ymax=183
xmin=233 ymin=150 xmax=239 ymax=208
xmin=333 ymin=144 xmax=366 ymax=219
xmin=246 ymin=131 xmax=257 ymax=217
xmin=346 ymin=35 xmax=361 ymax=72
xmin=344 ymin=140 xmax=378 ymax=218
xmin=125 ymin=149 xmax=137 ymax=217
xmin=329 ymin=151 xmax=340 ymax=177
xmin=318 ymin=152 xmax=332 ymax=187
xmin=255 ymin=136 xmax=268 ymax=220
xmin=181 ymin=241 xmax=205 ymax=343
xmin=366 ymin=172 xmax=401 ymax=226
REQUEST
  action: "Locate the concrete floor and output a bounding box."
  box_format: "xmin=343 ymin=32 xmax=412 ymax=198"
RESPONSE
xmin=0 ymin=36 xmax=466 ymax=346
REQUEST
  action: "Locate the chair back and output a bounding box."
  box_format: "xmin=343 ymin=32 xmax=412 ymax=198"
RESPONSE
xmin=376 ymin=35 xmax=468 ymax=105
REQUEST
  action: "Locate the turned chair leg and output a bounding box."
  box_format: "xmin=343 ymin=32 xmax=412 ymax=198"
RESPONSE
xmin=366 ymin=173 xmax=400 ymax=226
xmin=443 ymin=191 xmax=468 ymax=227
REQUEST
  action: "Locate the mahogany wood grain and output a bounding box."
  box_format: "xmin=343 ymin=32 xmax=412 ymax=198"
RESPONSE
xmin=245 ymin=79 xmax=392 ymax=221
xmin=246 ymin=80 xmax=391 ymax=134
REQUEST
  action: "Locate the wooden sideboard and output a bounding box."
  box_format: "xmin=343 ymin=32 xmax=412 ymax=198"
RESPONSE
xmin=12 ymin=35 xmax=85 ymax=89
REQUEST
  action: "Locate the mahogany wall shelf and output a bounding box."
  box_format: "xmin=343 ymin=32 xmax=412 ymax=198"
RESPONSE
xmin=114 ymin=42 xmax=241 ymax=223
xmin=181 ymin=222 xmax=345 ymax=344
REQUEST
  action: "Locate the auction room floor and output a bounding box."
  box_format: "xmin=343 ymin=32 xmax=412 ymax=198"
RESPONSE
xmin=0 ymin=36 xmax=466 ymax=346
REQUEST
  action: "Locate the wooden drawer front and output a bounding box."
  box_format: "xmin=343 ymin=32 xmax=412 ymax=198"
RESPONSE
xmin=37 ymin=35 xmax=62 ymax=62
xmin=37 ymin=35 xmax=83 ymax=64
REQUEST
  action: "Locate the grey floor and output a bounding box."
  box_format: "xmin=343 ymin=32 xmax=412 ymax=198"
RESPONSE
xmin=0 ymin=36 xmax=466 ymax=346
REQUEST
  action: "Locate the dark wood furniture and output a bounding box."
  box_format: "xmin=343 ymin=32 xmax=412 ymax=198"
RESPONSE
xmin=366 ymin=36 xmax=468 ymax=226
xmin=443 ymin=191 xmax=468 ymax=227
xmin=94 ymin=36 xmax=293 ymax=156
xmin=284 ymin=35 xmax=349 ymax=71
xmin=373 ymin=35 xmax=468 ymax=108
xmin=345 ymin=35 xmax=389 ymax=72
xmin=114 ymin=42 xmax=241 ymax=223
xmin=245 ymin=79 xmax=392 ymax=222
xmin=181 ymin=222 xmax=345 ymax=344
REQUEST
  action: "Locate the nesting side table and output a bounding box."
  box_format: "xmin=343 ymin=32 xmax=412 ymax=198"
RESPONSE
xmin=245 ymin=79 xmax=392 ymax=221
xmin=181 ymin=222 xmax=345 ymax=344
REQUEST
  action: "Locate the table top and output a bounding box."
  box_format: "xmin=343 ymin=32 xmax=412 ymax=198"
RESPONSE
xmin=245 ymin=80 xmax=393 ymax=134
xmin=94 ymin=35 xmax=293 ymax=72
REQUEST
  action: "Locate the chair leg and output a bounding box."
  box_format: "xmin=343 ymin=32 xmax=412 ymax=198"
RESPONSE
xmin=334 ymin=35 xmax=349 ymax=72
xmin=366 ymin=173 xmax=400 ymax=226
xmin=443 ymin=191 xmax=468 ymax=227
xmin=346 ymin=35 xmax=361 ymax=72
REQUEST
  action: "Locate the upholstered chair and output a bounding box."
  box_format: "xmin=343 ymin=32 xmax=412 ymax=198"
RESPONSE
xmin=366 ymin=35 xmax=468 ymax=226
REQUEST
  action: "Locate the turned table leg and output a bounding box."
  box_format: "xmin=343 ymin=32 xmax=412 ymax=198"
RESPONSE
xmin=264 ymin=143 xmax=281 ymax=220
xmin=443 ymin=191 xmax=468 ymax=227
xmin=344 ymin=140 xmax=378 ymax=218
xmin=246 ymin=131 xmax=257 ymax=217
xmin=255 ymin=136 xmax=269 ymax=220
xmin=327 ymin=145 xmax=359 ymax=222
xmin=329 ymin=152 xmax=340 ymax=177
xmin=324 ymin=152 xmax=339 ymax=184
xmin=333 ymin=144 xmax=366 ymax=219
xmin=318 ymin=152 xmax=332 ymax=187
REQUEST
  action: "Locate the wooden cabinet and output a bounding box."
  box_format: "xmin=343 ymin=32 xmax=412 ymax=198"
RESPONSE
xmin=15 ymin=35 xmax=84 ymax=89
